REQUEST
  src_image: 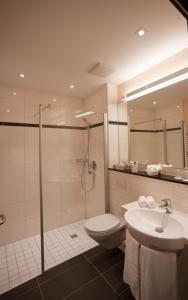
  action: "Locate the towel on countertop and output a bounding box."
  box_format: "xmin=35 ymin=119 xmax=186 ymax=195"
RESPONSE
xmin=140 ymin=245 xmax=177 ymax=300
xmin=147 ymin=195 xmax=156 ymax=208
xmin=138 ymin=195 xmax=147 ymax=208
xmin=123 ymin=230 xmax=140 ymax=300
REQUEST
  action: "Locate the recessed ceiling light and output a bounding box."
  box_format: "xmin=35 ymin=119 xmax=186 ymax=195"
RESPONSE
xmin=176 ymin=105 xmax=180 ymax=109
xmin=153 ymin=101 xmax=157 ymax=105
xmin=6 ymin=109 xmax=10 ymax=113
xmin=135 ymin=27 xmax=146 ymax=37
xmin=12 ymin=92 xmax=17 ymax=96
xmin=52 ymin=98 xmax=57 ymax=102
xmin=18 ymin=74 xmax=25 ymax=78
xmin=69 ymin=84 xmax=75 ymax=89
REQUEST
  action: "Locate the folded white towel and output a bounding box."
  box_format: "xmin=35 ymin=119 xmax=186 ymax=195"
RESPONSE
xmin=140 ymin=245 xmax=177 ymax=300
xmin=138 ymin=195 xmax=147 ymax=208
xmin=123 ymin=231 xmax=140 ymax=300
xmin=147 ymin=195 xmax=156 ymax=208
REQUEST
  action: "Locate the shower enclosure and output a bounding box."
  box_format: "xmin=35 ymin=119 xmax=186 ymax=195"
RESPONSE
xmin=0 ymin=86 xmax=109 ymax=294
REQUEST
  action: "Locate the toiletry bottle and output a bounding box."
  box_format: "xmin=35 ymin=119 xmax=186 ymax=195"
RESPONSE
xmin=131 ymin=161 xmax=138 ymax=173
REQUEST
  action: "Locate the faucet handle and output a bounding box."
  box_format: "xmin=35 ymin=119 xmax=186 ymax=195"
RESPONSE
xmin=159 ymin=198 xmax=172 ymax=212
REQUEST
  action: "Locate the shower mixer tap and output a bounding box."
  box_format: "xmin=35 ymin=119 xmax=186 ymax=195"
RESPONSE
xmin=88 ymin=160 xmax=97 ymax=174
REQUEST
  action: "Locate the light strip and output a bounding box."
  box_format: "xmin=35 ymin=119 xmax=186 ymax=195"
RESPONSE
xmin=74 ymin=111 xmax=94 ymax=118
xmin=122 ymin=68 xmax=188 ymax=102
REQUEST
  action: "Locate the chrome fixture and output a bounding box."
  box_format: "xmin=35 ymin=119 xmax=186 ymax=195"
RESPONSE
xmin=34 ymin=103 xmax=51 ymax=273
xmin=81 ymin=117 xmax=96 ymax=192
xmin=103 ymin=113 xmax=110 ymax=213
xmin=159 ymin=198 xmax=172 ymax=214
xmin=33 ymin=103 xmax=51 ymax=117
xmin=0 ymin=214 xmax=6 ymax=225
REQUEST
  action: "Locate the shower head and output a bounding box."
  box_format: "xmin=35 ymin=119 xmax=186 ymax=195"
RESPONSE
xmin=33 ymin=103 xmax=51 ymax=117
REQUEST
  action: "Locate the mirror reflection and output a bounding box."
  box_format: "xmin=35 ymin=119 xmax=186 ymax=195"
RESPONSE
xmin=127 ymin=78 xmax=188 ymax=169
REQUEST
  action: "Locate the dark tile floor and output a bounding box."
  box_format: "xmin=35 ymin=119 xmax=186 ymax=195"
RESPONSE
xmin=0 ymin=246 xmax=135 ymax=300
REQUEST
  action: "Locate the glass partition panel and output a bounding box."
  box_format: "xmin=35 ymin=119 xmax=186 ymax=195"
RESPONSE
xmin=42 ymin=106 xmax=106 ymax=270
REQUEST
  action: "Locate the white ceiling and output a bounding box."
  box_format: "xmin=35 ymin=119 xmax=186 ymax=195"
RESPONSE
xmin=0 ymin=0 xmax=188 ymax=99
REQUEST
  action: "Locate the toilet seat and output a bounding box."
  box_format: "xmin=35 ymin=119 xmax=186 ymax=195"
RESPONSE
xmin=85 ymin=213 xmax=120 ymax=234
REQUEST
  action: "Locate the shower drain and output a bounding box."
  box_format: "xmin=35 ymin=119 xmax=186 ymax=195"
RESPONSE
xmin=70 ymin=234 xmax=78 ymax=239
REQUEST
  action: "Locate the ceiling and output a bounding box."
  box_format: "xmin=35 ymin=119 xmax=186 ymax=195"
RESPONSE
xmin=0 ymin=0 xmax=188 ymax=99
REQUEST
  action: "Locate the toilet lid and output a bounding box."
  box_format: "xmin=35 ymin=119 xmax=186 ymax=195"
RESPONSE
xmin=85 ymin=214 xmax=120 ymax=233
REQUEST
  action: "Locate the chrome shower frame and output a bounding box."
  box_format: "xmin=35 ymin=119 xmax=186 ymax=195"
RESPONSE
xmin=37 ymin=103 xmax=51 ymax=273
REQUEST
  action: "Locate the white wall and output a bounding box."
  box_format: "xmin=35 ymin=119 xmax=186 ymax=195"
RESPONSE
xmin=108 ymin=85 xmax=128 ymax=167
xmin=109 ymin=170 xmax=188 ymax=217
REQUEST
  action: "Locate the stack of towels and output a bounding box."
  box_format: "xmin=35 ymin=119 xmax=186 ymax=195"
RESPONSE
xmin=137 ymin=195 xmax=156 ymax=208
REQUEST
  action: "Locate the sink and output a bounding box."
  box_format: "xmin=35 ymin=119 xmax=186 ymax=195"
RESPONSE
xmin=124 ymin=208 xmax=186 ymax=251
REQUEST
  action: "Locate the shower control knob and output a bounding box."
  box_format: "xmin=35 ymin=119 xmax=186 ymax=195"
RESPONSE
xmin=91 ymin=160 xmax=97 ymax=170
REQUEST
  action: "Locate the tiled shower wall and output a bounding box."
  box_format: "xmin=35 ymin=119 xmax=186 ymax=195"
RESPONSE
xmin=0 ymin=84 xmax=86 ymax=245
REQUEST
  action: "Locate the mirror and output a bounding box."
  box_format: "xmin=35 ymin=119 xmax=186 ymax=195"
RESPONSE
xmin=126 ymin=77 xmax=188 ymax=169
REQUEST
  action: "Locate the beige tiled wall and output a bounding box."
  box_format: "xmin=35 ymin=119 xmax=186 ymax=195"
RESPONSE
xmin=109 ymin=170 xmax=188 ymax=216
xmin=84 ymin=85 xmax=107 ymax=218
xmin=85 ymin=126 xmax=105 ymax=218
xmin=108 ymin=102 xmax=128 ymax=167
xmin=0 ymin=84 xmax=85 ymax=245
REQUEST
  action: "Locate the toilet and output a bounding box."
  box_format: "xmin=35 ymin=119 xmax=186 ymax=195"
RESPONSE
xmin=85 ymin=213 xmax=126 ymax=249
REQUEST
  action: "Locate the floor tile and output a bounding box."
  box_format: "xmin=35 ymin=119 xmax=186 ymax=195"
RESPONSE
xmin=39 ymin=260 xmax=99 ymax=300
xmin=103 ymin=260 xmax=129 ymax=293
xmin=13 ymin=288 xmax=43 ymax=300
xmin=37 ymin=254 xmax=85 ymax=284
xmin=64 ymin=276 xmax=117 ymax=300
xmin=83 ymin=245 xmax=106 ymax=259
xmin=0 ymin=219 xmax=97 ymax=294
xmin=119 ymin=288 xmax=135 ymax=300
xmin=0 ymin=279 xmax=37 ymax=300
xmin=90 ymin=248 xmax=124 ymax=273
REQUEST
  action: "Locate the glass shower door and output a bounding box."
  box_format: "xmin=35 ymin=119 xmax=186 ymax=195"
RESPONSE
xmin=42 ymin=107 xmax=107 ymax=271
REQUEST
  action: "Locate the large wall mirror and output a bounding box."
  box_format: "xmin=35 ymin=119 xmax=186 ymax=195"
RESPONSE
xmin=126 ymin=75 xmax=188 ymax=169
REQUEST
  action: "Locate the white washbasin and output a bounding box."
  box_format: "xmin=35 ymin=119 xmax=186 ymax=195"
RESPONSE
xmin=124 ymin=208 xmax=186 ymax=251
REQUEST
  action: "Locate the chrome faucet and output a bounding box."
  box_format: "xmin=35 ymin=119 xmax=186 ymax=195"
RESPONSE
xmin=159 ymin=198 xmax=172 ymax=214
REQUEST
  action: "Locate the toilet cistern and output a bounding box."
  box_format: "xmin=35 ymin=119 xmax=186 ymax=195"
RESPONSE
xmin=159 ymin=198 xmax=172 ymax=214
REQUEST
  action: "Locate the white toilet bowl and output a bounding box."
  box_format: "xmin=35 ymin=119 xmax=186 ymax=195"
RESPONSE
xmin=85 ymin=213 xmax=126 ymax=249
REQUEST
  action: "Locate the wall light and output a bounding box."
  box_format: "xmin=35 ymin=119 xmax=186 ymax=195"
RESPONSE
xmin=122 ymin=67 xmax=188 ymax=102
xmin=74 ymin=111 xmax=94 ymax=118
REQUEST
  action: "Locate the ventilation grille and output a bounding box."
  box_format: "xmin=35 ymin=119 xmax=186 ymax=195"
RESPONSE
xmin=88 ymin=63 xmax=115 ymax=78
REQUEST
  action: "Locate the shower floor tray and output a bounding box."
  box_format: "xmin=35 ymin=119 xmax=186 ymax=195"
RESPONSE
xmin=0 ymin=220 xmax=98 ymax=294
